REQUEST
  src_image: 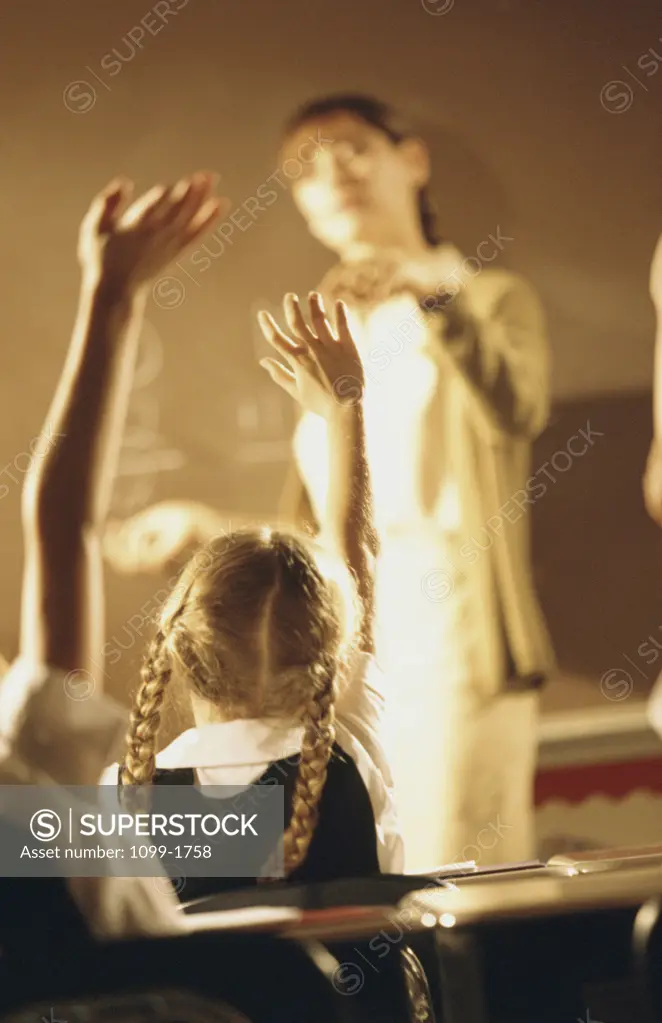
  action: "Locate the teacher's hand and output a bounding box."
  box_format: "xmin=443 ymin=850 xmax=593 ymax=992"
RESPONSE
xmin=103 ymin=500 xmax=230 ymax=575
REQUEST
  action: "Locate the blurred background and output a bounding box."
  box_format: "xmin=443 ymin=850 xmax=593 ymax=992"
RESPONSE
xmin=0 ymin=0 xmax=661 ymax=746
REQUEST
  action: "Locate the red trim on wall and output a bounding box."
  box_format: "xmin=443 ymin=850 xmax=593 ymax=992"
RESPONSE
xmin=535 ymin=756 xmax=662 ymax=806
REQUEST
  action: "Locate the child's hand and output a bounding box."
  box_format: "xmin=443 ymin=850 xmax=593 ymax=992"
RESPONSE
xmin=258 ymin=292 xmax=364 ymax=418
xmin=78 ymin=172 xmax=227 ymax=293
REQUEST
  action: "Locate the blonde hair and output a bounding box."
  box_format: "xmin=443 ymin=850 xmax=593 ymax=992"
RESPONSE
xmin=120 ymin=528 xmax=346 ymax=876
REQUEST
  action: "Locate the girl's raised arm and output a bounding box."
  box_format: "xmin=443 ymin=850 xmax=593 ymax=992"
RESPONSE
xmin=9 ymin=174 xmax=223 ymax=783
xmin=258 ymin=292 xmax=377 ymax=653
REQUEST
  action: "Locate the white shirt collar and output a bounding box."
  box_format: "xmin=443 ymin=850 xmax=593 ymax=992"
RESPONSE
xmin=156 ymin=718 xmax=305 ymax=770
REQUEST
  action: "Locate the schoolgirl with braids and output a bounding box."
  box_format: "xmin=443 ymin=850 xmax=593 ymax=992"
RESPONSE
xmin=106 ymin=292 xmax=403 ymax=895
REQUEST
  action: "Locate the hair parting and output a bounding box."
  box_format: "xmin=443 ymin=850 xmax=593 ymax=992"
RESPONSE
xmin=119 ymin=529 xmax=346 ymax=877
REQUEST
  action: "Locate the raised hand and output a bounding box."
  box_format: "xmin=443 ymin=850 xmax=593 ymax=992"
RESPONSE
xmin=103 ymin=503 xmax=200 ymax=575
xmin=78 ymin=172 xmax=228 ymax=293
xmin=258 ymin=292 xmax=364 ymax=417
xmin=103 ymin=500 xmax=233 ymax=575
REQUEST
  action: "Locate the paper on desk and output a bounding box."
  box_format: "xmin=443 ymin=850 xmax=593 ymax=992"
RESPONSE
xmin=182 ymin=905 xmax=302 ymax=933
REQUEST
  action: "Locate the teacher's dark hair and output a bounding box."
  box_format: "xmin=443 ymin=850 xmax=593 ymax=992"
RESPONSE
xmin=282 ymin=93 xmax=443 ymax=247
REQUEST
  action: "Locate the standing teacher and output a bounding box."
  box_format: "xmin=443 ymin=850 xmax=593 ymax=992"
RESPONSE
xmin=278 ymin=94 xmax=555 ymax=870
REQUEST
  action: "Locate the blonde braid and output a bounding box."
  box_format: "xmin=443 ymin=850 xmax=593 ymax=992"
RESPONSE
xmin=120 ymin=630 xmax=171 ymax=786
xmin=282 ymin=658 xmax=337 ymax=874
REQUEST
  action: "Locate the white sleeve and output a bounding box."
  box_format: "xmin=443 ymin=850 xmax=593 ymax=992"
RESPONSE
xmin=335 ymin=652 xmax=394 ymax=789
xmin=334 ymin=653 xmax=404 ymax=872
xmin=68 ymin=875 xmax=184 ymax=938
xmin=0 ymin=658 xmax=127 ymax=786
xmin=0 ymin=665 xmax=183 ymax=939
